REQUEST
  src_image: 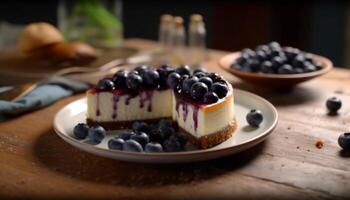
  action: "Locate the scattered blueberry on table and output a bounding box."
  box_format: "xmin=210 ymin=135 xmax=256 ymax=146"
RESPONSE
xmin=326 ymin=97 xmax=342 ymax=113
xmin=231 ymin=41 xmax=323 ymax=74
xmin=246 ymin=109 xmax=263 ymax=127
xmin=338 ymin=133 xmax=350 ymax=151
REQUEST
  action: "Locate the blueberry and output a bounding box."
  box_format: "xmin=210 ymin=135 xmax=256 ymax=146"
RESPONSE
xmin=236 ymin=55 xmax=249 ymax=66
xmin=193 ymin=71 xmax=207 ymax=78
xmin=73 ymin=123 xmax=89 ymax=139
xmin=123 ymin=139 xmax=143 ymax=152
xmin=326 ymin=97 xmax=342 ymax=113
xmin=231 ymin=63 xmax=242 ymax=70
xmin=338 ymin=133 xmax=350 ymax=151
xmin=132 ymin=121 xmax=150 ymax=133
xmin=241 ymin=48 xmax=256 ymax=58
xmin=278 ymin=64 xmax=294 ymax=74
xmin=167 ymin=72 xmax=181 ymax=89
xmin=268 ymin=41 xmax=281 ymax=49
xmin=148 ymin=129 xmax=164 ymax=143
xmin=261 ymin=61 xmax=274 ymax=73
xmin=283 ymin=47 xmax=300 ymax=59
xmin=182 ymin=76 xmax=199 ymax=95
xmin=108 ymin=137 xmax=125 ymax=150
xmin=157 ymin=67 xmax=174 ymax=88
xmin=304 ymin=53 xmax=313 ymax=62
xmin=175 ymin=65 xmax=191 ymax=75
xmin=198 ymin=76 xmax=213 ymax=88
xmin=88 ymin=126 xmax=106 ymax=144
xmin=98 ymin=78 xmax=115 ymax=91
xmin=248 ymin=59 xmax=261 ymax=72
xmin=130 ymin=132 xmax=149 ymax=146
xmin=313 ymin=61 xmax=323 ymax=70
xmin=292 ymin=54 xmax=305 ymax=68
xmin=158 ymin=119 xmax=173 ymax=129
xmin=193 ymin=67 xmax=207 ymax=74
xmin=246 ymin=109 xmax=263 ymax=127
xmin=134 ymin=65 xmax=148 ymax=76
xmin=271 ymin=56 xmax=284 ymax=69
xmin=294 ymin=68 xmax=304 ymax=74
xmin=118 ymin=131 xmax=135 ymax=140
xmin=207 ymin=73 xmax=225 ymax=83
xmin=256 ymin=50 xmax=266 ymax=61
xmin=158 ymin=125 xmax=175 ymax=139
xmin=191 ymin=82 xmax=208 ymax=100
xmin=112 ymin=70 xmax=128 ymax=88
xmin=203 ymin=91 xmax=219 ymax=104
xmin=144 ymin=69 xmax=160 ymax=87
xmin=163 ymin=138 xmax=183 ymax=152
xmin=256 ymin=45 xmax=270 ymax=53
xmin=303 ymin=62 xmax=316 ymax=72
xmin=126 ymin=73 xmax=143 ymax=90
xmin=211 ymin=83 xmax=228 ymax=98
xmin=145 ymin=142 xmax=164 ymax=152
xmin=171 ymin=132 xmax=187 ymax=146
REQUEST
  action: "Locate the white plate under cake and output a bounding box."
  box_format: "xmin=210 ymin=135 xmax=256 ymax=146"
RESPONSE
xmin=86 ymin=65 xmax=236 ymax=148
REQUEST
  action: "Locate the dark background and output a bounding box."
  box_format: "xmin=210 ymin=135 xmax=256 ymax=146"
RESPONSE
xmin=0 ymin=1 xmax=347 ymax=67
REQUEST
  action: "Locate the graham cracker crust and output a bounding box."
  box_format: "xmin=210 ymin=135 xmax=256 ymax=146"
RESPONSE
xmin=86 ymin=118 xmax=171 ymax=130
xmin=179 ymin=119 xmax=237 ymax=149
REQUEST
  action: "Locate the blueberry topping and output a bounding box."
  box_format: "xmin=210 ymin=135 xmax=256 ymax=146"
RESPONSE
xmin=193 ymin=67 xmax=207 ymax=74
xmin=145 ymin=142 xmax=164 ymax=152
xmin=108 ymin=137 xmax=125 ymax=150
xmin=175 ymin=65 xmax=191 ymax=75
xmin=326 ymin=97 xmax=342 ymax=113
xmin=118 ymin=131 xmax=136 ymax=140
xmin=144 ymin=69 xmax=160 ymax=87
xmin=167 ymin=72 xmax=181 ymax=89
xmin=112 ymin=70 xmax=128 ymax=88
xmin=182 ymin=76 xmax=199 ymax=95
xmin=193 ymin=71 xmax=207 ymax=78
xmin=88 ymin=126 xmax=106 ymax=144
xmin=98 ymin=78 xmax=115 ymax=91
xmin=73 ymin=123 xmax=89 ymax=139
xmin=126 ymin=73 xmax=143 ymax=90
xmin=203 ymin=91 xmax=219 ymax=104
xmin=163 ymin=137 xmax=183 ymax=152
xmin=211 ymin=83 xmax=228 ymax=98
xmin=198 ymin=77 xmax=213 ymax=88
xmin=191 ymin=82 xmax=208 ymax=100
xmin=134 ymin=65 xmax=148 ymax=76
xmin=123 ymin=139 xmax=143 ymax=152
xmin=208 ymin=73 xmax=225 ymax=83
xmin=338 ymin=132 xmax=350 ymax=151
xmin=246 ymin=109 xmax=263 ymax=127
xmin=130 ymin=132 xmax=149 ymax=146
xmin=132 ymin=121 xmax=151 ymax=133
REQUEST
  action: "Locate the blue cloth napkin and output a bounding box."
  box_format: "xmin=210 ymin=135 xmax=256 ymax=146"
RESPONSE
xmin=0 ymin=76 xmax=90 ymax=121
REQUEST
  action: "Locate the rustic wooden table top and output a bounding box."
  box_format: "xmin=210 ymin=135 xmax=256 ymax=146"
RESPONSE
xmin=0 ymin=39 xmax=349 ymax=200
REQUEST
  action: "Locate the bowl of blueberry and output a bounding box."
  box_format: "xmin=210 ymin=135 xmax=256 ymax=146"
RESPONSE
xmin=219 ymin=41 xmax=333 ymax=89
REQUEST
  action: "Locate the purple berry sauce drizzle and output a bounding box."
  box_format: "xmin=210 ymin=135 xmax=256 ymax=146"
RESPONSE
xmin=175 ymin=96 xmax=200 ymax=131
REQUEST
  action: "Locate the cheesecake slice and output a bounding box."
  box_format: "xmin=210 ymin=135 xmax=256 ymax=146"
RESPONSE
xmin=86 ymin=65 xmax=236 ymax=148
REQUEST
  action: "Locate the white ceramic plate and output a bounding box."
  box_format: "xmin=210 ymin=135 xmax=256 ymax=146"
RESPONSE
xmin=54 ymin=89 xmax=278 ymax=163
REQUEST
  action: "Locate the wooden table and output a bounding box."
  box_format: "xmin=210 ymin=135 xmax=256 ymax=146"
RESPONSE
xmin=0 ymin=39 xmax=349 ymax=200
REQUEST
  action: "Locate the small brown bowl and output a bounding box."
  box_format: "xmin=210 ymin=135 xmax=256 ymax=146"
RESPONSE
xmin=219 ymin=52 xmax=333 ymax=89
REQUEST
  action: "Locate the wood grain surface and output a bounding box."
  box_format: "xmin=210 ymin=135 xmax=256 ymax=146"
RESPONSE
xmin=0 ymin=39 xmax=349 ymax=200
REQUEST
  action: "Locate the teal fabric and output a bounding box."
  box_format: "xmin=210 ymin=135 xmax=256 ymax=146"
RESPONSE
xmin=0 ymin=76 xmax=90 ymax=121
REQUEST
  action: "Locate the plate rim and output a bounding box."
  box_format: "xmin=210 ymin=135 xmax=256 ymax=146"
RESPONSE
xmin=53 ymin=89 xmax=278 ymax=158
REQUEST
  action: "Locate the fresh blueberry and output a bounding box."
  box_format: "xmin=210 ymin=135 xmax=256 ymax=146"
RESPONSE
xmin=171 ymin=132 xmax=187 ymax=146
xmin=304 ymin=53 xmax=313 ymax=62
xmin=241 ymin=48 xmax=256 ymax=58
xmin=303 ymin=62 xmax=316 ymax=72
xmin=207 ymin=73 xmax=225 ymax=83
xmin=236 ymin=55 xmax=249 ymax=66
xmin=88 ymin=126 xmax=106 ymax=144
xmin=73 ymin=123 xmax=89 ymax=139
xmin=158 ymin=119 xmax=173 ymax=129
xmin=278 ymin=64 xmax=294 ymax=74
xmin=123 ymin=139 xmax=143 ymax=152
xmin=193 ymin=71 xmax=207 ymax=78
xmin=182 ymin=76 xmax=199 ymax=95
xmin=294 ymin=68 xmax=304 ymax=74
xmin=326 ymin=97 xmax=342 ymax=113
xmin=118 ymin=131 xmax=136 ymax=140
xmin=256 ymin=45 xmax=270 ymax=53
xmin=132 ymin=121 xmax=150 ymax=133
xmin=191 ymin=82 xmax=208 ymax=100
xmin=246 ymin=109 xmax=263 ymax=127
xmin=163 ymin=138 xmax=183 ymax=152
xmin=198 ymin=76 xmax=213 ymax=88
xmin=144 ymin=69 xmax=160 ymax=87
xmin=283 ymin=47 xmax=300 ymax=59
xmin=292 ymin=54 xmax=305 ymax=68
xmin=271 ymin=56 xmax=284 ymax=69
xmin=313 ymin=61 xmax=323 ymax=70
xmin=108 ymin=137 xmax=125 ymax=150
xmin=193 ymin=67 xmax=207 ymax=74
xmin=261 ymin=61 xmax=274 ymax=73
xmin=175 ymin=65 xmax=191 ymax=75
xmin=203 ymin=91 xmax=219 ymax=104
xmin=112 ymin=70 xmax=128 ymax=88
xmin=211 ymin=83 xmax=228 ymax=98
xmin=157 ymin=67 xmax=174 ymax=88
xmin=159 ymin=125 xmax=175 ymax=139
xmin=130 ymin=132 xmax=149 ymax=146
xmin=134 ymin=65 xmax=148 ymax=76
xmin=338 ymin=133 xmax=350 ymax=151
xmin=269 ymin=41 xmax=281 ymax=48
xmin=167 ymin=72 xmax=181 ymax=89
xmin=256 ymin=50 xmax=267 ymax=61
xmin=145 ymin=142 xmax=164 ymax=152
xmin=98 ymin=78 xmax=115 ymax=91
xmin=126 ymin=73 xmax=143 ymax=90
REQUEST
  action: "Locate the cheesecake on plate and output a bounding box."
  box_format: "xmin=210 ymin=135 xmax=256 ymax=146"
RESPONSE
xmin=86 ymin=65 xmax=236 ymax=148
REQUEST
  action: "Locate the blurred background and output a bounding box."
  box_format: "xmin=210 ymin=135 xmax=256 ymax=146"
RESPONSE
xmin=0 ymin=0 xmax=348 ymax=67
